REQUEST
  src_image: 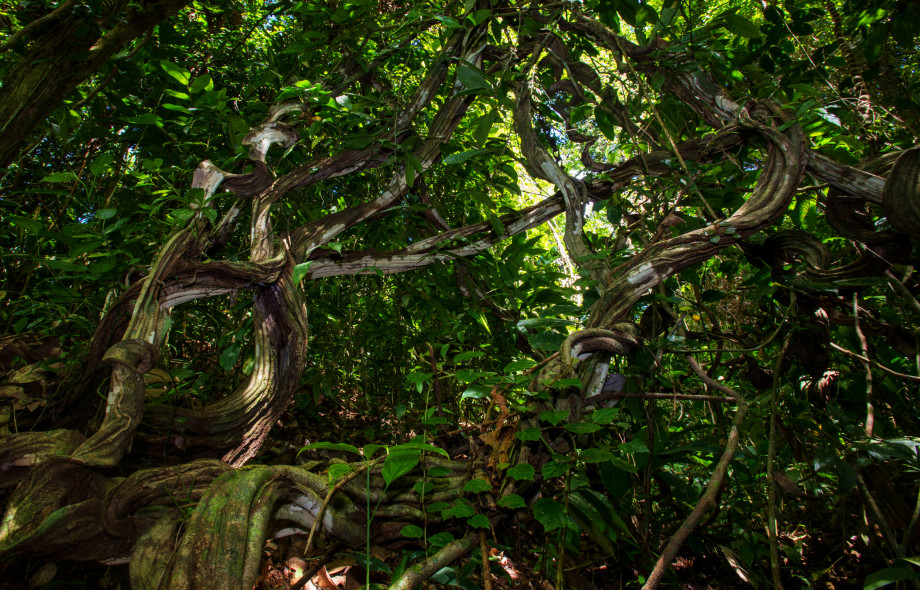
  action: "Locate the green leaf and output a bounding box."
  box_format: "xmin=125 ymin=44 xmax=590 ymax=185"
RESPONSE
xmin=507 ymin=464 xmax=535 ymax=481
xmin=619 ymin=440 xmax=649 ymax=454
xmin=565 ymin=422 xmax=602 ymax=434
xmin=160 ymin=60 xmax=191 ymax=85
xmin=428 ymin=466 xmax=452 ymax=477
xmin=443 ymin=148 xmax=489 ymax=165
xmin=463 ymin=478 xmax=492 ymax=493
xmin=190 ymin=74 xmax=214 ymax=93
xmin=498 ymin=494 xmax=526 ymax=509
xmin=292 ymin=262 xmax=312 ymax=284
xmin=435 ymin=14 xmax=461 ymax=28
xmin=400 ymin=524 xmax=424 ymax=538
xmin=383 ymin=450 xmax=421 ymax=486
xmin=164 ymin=89 xmax=190 ymax=100
xmin=89 ymin=154 xmax=115 ymax=175
xmin=454 ymin=350 xmax=485 ymax=362
xmin=864 ymin=567 xmax=920 ymax=590
xmin=724 ymin=13 xmax=761 ymax=38
xmin=541 ymin=460 xmax=569 ymax=478
xmin=95 ymin=208 xmax=117 ymax=220
xmin=41 ymin=172 xmax=78 ymax=183
xmin=456 ymin=368 xmax=494 ymax=382
xmin=219 ymin=342 xmax=241 ymax=371
xmin=427 ymin=532 xmax=455 ymax=548
xmin=590 ymin=408 xmax=619 ymax=424
xmin=414 ymin=480 xmax=434 ymax=495
xmin=461 ymin=384 xmax=492 ymax=399
xmin=503 ymin=359 xmax=537 ymax=373
xmin=474 ymin=109 xmax=497 ymax=146
xmin=467 ymin=514 xmax=490 ymax=528
xmin=539 ymin=410 xmax=569 ymax=426
xmin=328 ymin=462 xmax=353 ymax=483
xmin=162 ymin=103 xmax=193 ymax=115
xmin=517 ymin=428 xmax=542 ymax=441
xmin=457 ymin=65 xmax=491 ymax=92
xmin=406 ymin=371 xmax=432 ymax=393
xmin=442 ymin=501 xmax=475 ymax=518
xmin=387 ymin=442 xmax=449 ymax=458
xmin=594 ymin=106 xmax=619 ymax=141
xmin=532 ymin=498 xmax=567 ymax=531
xmin=580 ymin=448 xmax=616 ymax=463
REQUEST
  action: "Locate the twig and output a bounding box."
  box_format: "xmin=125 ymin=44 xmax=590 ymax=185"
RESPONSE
xmin=829 ymin=343 xmax=920 ymax=381
xmin=290 ymin=541 xmax=341 ymax=590
xmin=642 ymin=355 xmax=748 ymax=590
xmin=854 ymin=293 xmax=875 ymax=437
xmin=479 ymin=531 xmax=493 ymax=590
xmin=767 ymin=338 xmax=790 ymax=589
xmin=593 ymin=391 xmax=738 ymax=403
xmin=386 ymin=533 xmax=477 ymax=590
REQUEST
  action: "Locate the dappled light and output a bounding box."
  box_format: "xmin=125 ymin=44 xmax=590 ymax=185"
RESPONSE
xmin=1 ymin=0 xmax=920 ymax=588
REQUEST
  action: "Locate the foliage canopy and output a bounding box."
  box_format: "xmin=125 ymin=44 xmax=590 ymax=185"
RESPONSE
xmin=1 ymin=0 xmax=920 ymax=588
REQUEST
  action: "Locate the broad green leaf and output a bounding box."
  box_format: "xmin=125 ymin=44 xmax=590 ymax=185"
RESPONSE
xmin=328 ymin=462 xmax=353 ymax=483
xmin=435 ymin=14 xmax=460 ymax=28
xmin=457 ymin=65 xmax=491 ymax=92
xmin=517 ymin=428 xmax=542 ymax=441
xmin=724 ymin=13 xmax=761 ymax=38
xmin=190 ymin=74 xmax=214 ymax=93
xmin=41 ymin=172 xmax=78 ymax=183
xmin=400 ymin=524 xmax=424 ymax=538
xmin=619 ymin=440 xmax=649 ymax=454
xmin=864 ymin=567 xmax=920 ymax=590
xmin=219 ymin=342 xmax=241 ymax=371
xmin=442 ymin=500 xmax=475 ymax=518
xmin=503 ymin=359 xmax=536 ymax=373
xmin=541 ymin=460 xmax=569 ymax=478
xmin=474 ymin=109 xmax=497 ymax=146
xmin=95 ymin=208 xmax=117 ymax=220
xmin=428 ymin=466 xmax=452 ymax=477
xmin=383 ymin=450 xmax=421 ymax=485
xmin=461 ymin=384 xmax=491 ymax=399
xmin=580 ymin=448 xmax=616 ymax=463
xmin=414 ymin=480 xmax=434 ymax=495
xmin=427 ymin=532 xmax=455 ymax=548
xmin=407 ymin=371 xmax=432 ymax=393
xmin=565 ymin=422 xmax=602 ymax=434
xmin=507 ymin=464 xmax=535 ymax=481
xmin=160 ymin=60 xmax=191 ymax=85
xmin=292 ymin=262 xmax=312 ymax=284
xmin=532 ymin=498 xmax=566 ymax=531
xmin=89 ymin=154 xmax=115 ymax=175
xmin=539 ymin=410 xmax=569 ymax=426
xmin=164 ymin=89 xmax=190 ymax=100
xmin=443 ymin=148 xmax=489 ymax=165
xmin=467 ymin=514 xmax=490 ymax=528
xmin=454 ymin=350 xmax=485 ymax=362
xmin=387 ymin=442 xmax=449 ymax=458
xmin=463 ymin=478 xmax=492 ymax=493
xmin=590 ymin=408 xmax=619 ymax=424
xmin=498 ymin=494 xmax=526 ymax=509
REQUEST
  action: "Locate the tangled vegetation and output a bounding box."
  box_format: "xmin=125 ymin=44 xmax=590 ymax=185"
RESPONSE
xmin=1 ymin=0 xmax=919 ymax=588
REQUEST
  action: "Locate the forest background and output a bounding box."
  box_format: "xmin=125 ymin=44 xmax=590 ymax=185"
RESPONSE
xmin=1 ymin=0 xmax=919 ymax=588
